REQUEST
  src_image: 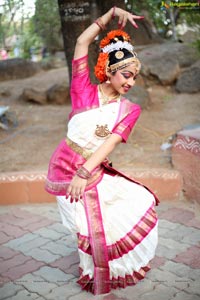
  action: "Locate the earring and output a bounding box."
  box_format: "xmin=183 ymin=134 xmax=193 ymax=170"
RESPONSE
xmin=106 ymin=77 xmax=110 ymax=84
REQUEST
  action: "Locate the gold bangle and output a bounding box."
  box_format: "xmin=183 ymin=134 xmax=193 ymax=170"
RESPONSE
xmin=76 ymin=166 xmax=91 ymax=180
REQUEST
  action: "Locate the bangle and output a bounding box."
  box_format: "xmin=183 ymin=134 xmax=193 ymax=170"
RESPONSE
xmin=112 ymin=6 xmax=116 ymax=19
xmin=76 ymin=166 xmax=91 ymax=180
xmin=94 ymin=17 xmax=106 ymax=31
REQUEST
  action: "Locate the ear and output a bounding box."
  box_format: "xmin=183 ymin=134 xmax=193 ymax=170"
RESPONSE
xmin=105 ymin=66 xmax=111 ymax=79
xmin=105 ymin=58 xmax=111 ymax=79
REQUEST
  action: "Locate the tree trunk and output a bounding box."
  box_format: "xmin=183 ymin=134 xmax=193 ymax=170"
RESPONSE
xmin=57 ymin=0 xmax=93 ymax=81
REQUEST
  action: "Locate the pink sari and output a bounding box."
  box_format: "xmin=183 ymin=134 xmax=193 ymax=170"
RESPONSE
xmin=45 ymin=55 xmax=159 ymax=295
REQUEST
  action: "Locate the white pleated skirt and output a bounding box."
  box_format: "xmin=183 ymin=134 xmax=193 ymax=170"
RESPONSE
xmin=57 ymin=173 xmax=158 ymax=291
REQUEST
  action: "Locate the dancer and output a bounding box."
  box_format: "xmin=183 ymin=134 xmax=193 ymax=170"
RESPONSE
xmin=46 ymin=6 xmax=159 ymax=295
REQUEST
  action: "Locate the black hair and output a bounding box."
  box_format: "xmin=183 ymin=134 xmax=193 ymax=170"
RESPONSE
xmin=108 ymin=49 xmax=134 ymax=67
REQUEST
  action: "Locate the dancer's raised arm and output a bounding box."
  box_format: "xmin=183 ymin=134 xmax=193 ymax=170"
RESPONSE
xmin=74 ymin=6 xmax=144 ymax=60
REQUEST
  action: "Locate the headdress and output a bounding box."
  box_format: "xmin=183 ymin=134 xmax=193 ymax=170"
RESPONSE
xmin=94 ymin=30 xmax=140 ymax=82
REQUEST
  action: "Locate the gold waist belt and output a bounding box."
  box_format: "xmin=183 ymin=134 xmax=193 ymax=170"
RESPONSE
xmin=66 ymin=137 xmax=93 ymax=160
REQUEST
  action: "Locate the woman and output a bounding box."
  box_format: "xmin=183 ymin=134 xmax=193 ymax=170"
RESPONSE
xmin=45 ymin=6 xmax=159 ymax=295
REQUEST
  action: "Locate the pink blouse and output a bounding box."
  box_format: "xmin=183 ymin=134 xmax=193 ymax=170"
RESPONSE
xmin=69 ymin=55 xmax=141 ymax=143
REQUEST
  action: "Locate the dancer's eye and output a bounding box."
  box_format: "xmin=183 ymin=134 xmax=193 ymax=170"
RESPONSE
xmin=121 ymin=72 xmax=132 ymax=79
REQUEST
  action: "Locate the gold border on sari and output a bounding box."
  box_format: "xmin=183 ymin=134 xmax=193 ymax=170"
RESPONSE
xmin=66 ymin=137 xmax=93 ymax=160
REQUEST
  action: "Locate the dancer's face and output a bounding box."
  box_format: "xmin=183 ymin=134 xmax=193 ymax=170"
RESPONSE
xmin=110 ymin=64 xmax=139 ymax=95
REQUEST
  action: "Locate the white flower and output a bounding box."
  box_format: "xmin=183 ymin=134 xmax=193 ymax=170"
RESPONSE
xmin=101 ymin=41 xmax=134 ymax=53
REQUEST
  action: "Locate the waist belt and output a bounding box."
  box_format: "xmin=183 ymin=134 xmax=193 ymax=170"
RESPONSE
xmin=66 ymin=137 xmax=93 ymax=160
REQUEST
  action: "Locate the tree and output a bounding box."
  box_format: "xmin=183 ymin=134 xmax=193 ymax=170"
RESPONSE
xmin=0 ymin=0 xmax=25 ymax=48
xmin=57 ymin=0 xmax=94 ymax=80
xmin=33 ymin=0 xmax=61 ymax=54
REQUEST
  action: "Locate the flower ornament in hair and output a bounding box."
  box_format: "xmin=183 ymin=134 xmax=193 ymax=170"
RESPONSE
xmin=99 ymin=30 xmax=131 ymax=48
xmin=94 ymin=52 xmax=109 ymax=83
xmin=102 ymin=41 xmax=134 ymax=54
xmin=94 ymin=30 xmax=139 ymax=82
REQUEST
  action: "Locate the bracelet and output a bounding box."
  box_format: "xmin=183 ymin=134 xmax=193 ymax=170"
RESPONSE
xmin=76 ymin=166 xmax=91 ymax=180
xmin=112 ymin=6 xmax=116 ymax=19
xmin=94 ymin=17 xmax=106 ymax=31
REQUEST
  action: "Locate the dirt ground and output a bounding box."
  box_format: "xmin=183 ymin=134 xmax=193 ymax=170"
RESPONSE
xmin=0 ymin=67 xmax=200 ymax=173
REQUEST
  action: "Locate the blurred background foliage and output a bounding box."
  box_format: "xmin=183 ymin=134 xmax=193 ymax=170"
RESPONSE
xmin=0 ymin=0 xmax=199 ymax=59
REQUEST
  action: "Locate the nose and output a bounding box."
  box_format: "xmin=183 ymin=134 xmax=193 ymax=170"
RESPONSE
xmin=127 ymin=77 xmax=136 ymax=87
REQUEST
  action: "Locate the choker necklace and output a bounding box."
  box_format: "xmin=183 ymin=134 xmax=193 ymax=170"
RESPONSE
xmin=99 ymin=84 xmax=121 ymax=105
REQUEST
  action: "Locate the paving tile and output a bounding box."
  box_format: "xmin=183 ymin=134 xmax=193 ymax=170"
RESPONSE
xmin=159 ymin=207 xmax=195 ymax=225
xmin=0 ymin=207 xmax=10 ymax=215
xmin=8 ymin=289 xmax=39 ymax=300
xmin=172 ymin=291 xmax=200 ymax=300
xmin=15 ymin=273 xmax=57 ymax=296
xmin=138 ymin=284 xmax=183 ymax=300
xmin=156 ymin=202 xmax=175 ymax=214
xmin=158 ymin=226 xmax=170 ymax=236
xmin=2 ymin=259 xmax=44 ymax=281
xmin=45 ymin=278 xmax=83 ymax=300
xmin=0 ymin=275 xmax=11 ymax=286
xmin=113 ymin=278 xmax=157 ymax=300
xmin=0 ymin=208 xmax=55 ymax=232
xmin=158 ymin=219 xmax=180 ymax=230
xmin=68 ymin=290 xmax=98 ymax=300
xmin=26 ymin=248 xmax=60 ymax=263
xmin=0 ymin=213 xmax=41 ymax=227
xmin=150 ymin=256 xmax=166 ymax=269
xmin=5 ymin=233 xmax=39 ymax=250
xmin=102 ymin=294 xmax=128 ymax=300
xmin=185 ymin=217 xmax=200 ymax=229
xmin=40 ymin=241 xmax=74 ymax=256
xmin=33 ymin=266 xmax=74 ymax=286
xmin=0 ymin=232 xmax=13 ymax=245
xmin=173 ymin=245 xmax=200 ymax=269
xmin=0 ymin=222 xmax=29 ymax=239
xmin=183 ymin=280 xmax=200 ymax=296
xmin=22 ymin=204 xmax=61 ymax=222
xmin=57 ymin=235 xmax=77 ymax=247
xmin=10 ymin=207 xmax=40 ymax=219
xmin=50 ymin=251 xmax=79 ymax=276
xmin=25 ymin=219 xmax=55 ymax=232
xmin=9 ymin=236 xmax=49 ymax=253
xmin=146 ymin=268 xmax=190 ymax=290
xmin=159 ymin=261 xmax=200 ymax=281
xmin=48 ymin=223 xmax=70 ymax=234
xmin=0 ymin=253 xmax=31 ymax=273
xmin=0 ymin=282 xmax=23 ymax=300
xmin=155 ymin=237 xmax=190 ymax=259
xmin=182 ymin=230 xmax=200 ymax=245
xmin=162 ymin=223 xmax=200 ymax=245
xmin=34 ymin=227 xmax=65 ymax=241
xmin=0 ymin=214 xmax=17 ymax=224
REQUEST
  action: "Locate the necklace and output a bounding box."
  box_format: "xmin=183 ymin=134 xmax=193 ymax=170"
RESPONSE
xmin=99 ymin=84 xmax=121 ymax=105
xmin=95 ymin=84 xmax=121 ymax=139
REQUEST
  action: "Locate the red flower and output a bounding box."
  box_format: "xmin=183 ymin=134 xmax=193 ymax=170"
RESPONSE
xmin=94 ymin=52 xmax=109 ymax=83
xmin=100 ymin=30 xmax=131 ymax=48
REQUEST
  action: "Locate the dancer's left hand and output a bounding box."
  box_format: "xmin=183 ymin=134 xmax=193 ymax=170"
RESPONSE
xmin=66 ymin=175 xmax=87 ymax=203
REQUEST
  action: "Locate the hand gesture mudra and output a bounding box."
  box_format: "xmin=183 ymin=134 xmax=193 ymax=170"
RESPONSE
xmin=114 ymin=7 xmax=144 ymax=29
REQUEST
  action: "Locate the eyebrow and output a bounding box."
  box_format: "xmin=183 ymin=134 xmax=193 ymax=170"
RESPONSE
xmin=121 ymin=70 xmax=134 ymax=74
xmin=121 ymin=70 xmax=138 ymax=76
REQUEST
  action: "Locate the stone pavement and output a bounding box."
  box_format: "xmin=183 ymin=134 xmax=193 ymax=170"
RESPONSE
xmin=0 ymin=200 xmax=200 ymax=300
